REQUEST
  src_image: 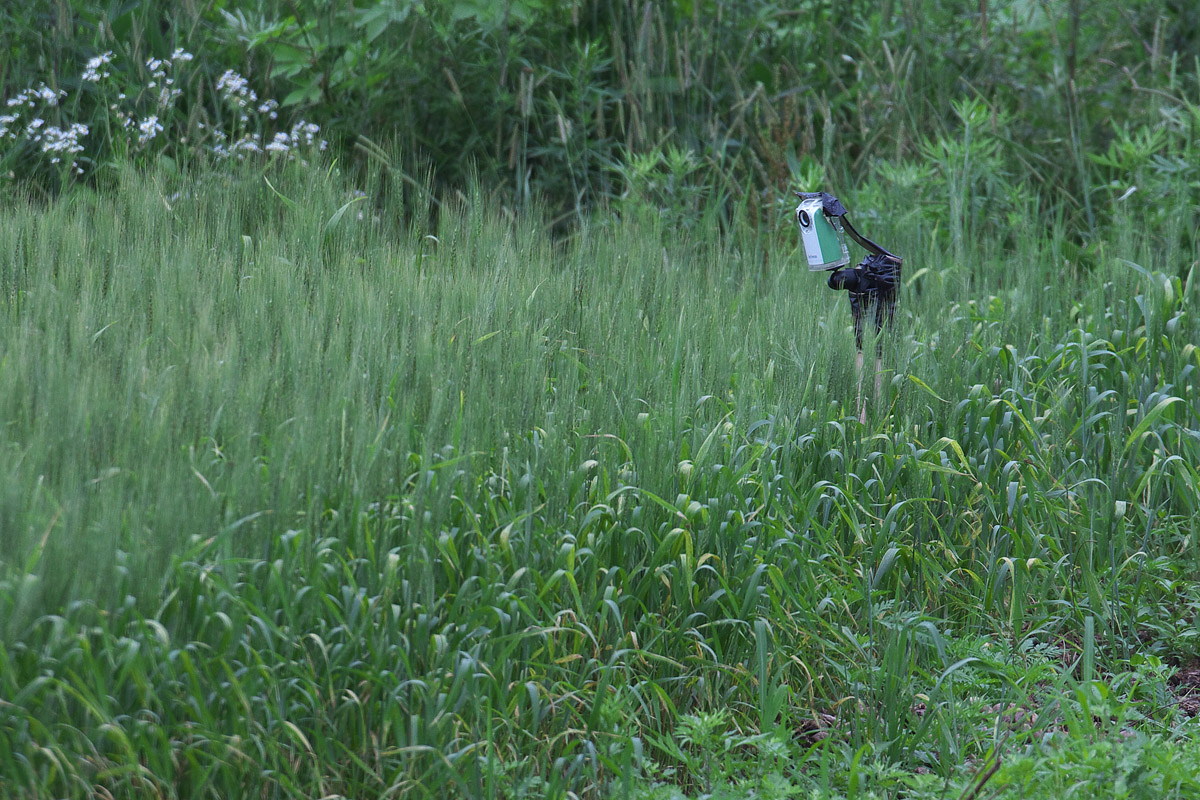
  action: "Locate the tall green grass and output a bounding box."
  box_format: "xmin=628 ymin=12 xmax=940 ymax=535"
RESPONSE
xmin=1 ymin=162 xmax=1199 ymax=798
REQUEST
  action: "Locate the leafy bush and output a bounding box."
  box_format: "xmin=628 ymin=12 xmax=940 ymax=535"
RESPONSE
xmin=4 ymin=0 xmax=1198 ymax=240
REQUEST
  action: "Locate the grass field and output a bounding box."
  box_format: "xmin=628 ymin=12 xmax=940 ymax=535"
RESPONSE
xmin=2 ymin=162 xmax=1200 ymax=798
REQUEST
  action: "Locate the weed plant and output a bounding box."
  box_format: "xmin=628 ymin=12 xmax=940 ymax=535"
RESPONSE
xmin=4 ymin=1 xmax=1199 ymax=237
xmin=2 ymin=157 xmax=1199 ymax=797
xmin=0 ymin=44 xmax=326 ymax=195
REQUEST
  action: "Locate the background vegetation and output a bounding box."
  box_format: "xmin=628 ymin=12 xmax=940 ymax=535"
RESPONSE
xmin=3 ymin=0 xmax=1199 ymax=237
xmin=1 ymin=1 xmax=1199 ymax=798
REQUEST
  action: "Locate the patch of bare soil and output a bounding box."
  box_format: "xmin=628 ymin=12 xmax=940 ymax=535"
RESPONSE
xmin=1169 ymin=660 xmax=1200 ymax=716
xmin=794 ymin=712 xmax=838 ymax=744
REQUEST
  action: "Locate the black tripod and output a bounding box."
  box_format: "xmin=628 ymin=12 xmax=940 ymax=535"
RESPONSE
xmin=795 ymin=191 xmax=902 ymax=423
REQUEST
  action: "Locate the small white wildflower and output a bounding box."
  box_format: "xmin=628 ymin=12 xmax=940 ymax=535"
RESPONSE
xmin=157 ymin=86 xmax=181 ymax=107
xmin=41 ymin=122 xmax=88 ymax=156
xmin=172 ymin=49 xmax=194 ymax=62
xmin=137 ymin=114 xmax=163 ymax=145
xmin=217 ymin=70 xmax=257 ymax=108
xmin=83 ymin=51 xmax=114 ymax=82
xmin=0 ymin=113 xmax=16 ymax=139
xmin=34 ymin=85 xmax=65 ymax=105
xmin=216 ymin=70 xmax=245 ymax=93
xmin=25 ymin=118 xmax=45 ymax=139
xmin=265 ymin=132 xmax=290 ymax=152
xmin=289 ymin=120 xmax=323 ymax=148
xmin=146 ymin=58 xmax=166 ymax=77
xmin=226 ymin=133 xmax=263 ymax=159
xmin=117 ymin=92 xmax=126 ymax=100
xmin=7 ymin=93 xmax=29 ymax=107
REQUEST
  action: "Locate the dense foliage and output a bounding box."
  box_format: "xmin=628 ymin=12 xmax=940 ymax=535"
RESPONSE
xmin=3 ymin=0 xmax=1199 ymax=237
xmin=2 ymin=160 xmax=1199 ymax=798
xmin=2 ymin=1 xmax=1200 ymax=799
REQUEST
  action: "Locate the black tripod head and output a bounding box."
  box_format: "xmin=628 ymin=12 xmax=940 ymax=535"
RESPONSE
xmin=795 ymin=191 xmax=902 ymax=352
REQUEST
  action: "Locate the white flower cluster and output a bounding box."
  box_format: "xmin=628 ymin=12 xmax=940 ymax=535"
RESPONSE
xmin=265 ymin=131 xmax=291 ymax=152
xmin=7 ymin=84 xmax=66 ymax=108
xmin=216 ymin=69 xmax=259 ymax=124
xmin=208 ymin=129 xmax=324 ymax=160
xmin=0 ymin=115 xmax=89 ymax=172
xmin=2 ymin=82 xmax=85 ymax=172
xmin=41 ymin=123 xmax=90 ymax=164
xmin=256 ymin=121 xmax=328 ymax=155
xmin=216 ymin=69 xmax=256 ymax=104
xmin=37 ymin=85 xmax=66 ymax=106
xmin=290 ymin=120 xmax=325 ymax=149
xmin=83 ymin=52 xmax=114 ymax=82
xmin=2 ymin=49 xmax=329 ymax=178
xmin=138 ymin=115 xmax=163 ymax=146
xmin=146 ymin=52 xmax=192 ymax=107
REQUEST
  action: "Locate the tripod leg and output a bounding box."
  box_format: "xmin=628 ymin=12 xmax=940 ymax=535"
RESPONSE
xmin=871 ymin=293 xmax=891 ymax=414
xmin=850 ymin=293 xmax=867 ymax=424
xmin=875 ymin=356 xmax=883 ymax=410
xmin=856 ymin=349 xmax=866 ymax=424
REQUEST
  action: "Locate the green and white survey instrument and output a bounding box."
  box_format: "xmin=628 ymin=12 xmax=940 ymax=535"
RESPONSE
xmin=794 ymin=189 xmax=904 ymax=423
xmin=795 ymin=196 xmax=850 ymax=270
